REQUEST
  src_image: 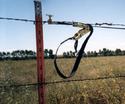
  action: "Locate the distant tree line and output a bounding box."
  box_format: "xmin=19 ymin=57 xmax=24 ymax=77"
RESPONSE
xmin=0 ymin=50 xmax=36 ymax=60
xmin=0 ymin=49 xmax=54 ymax=60
xmin=86 ymin=48 xmax=125 ymax=57
xmin=0 ymin=48 xmax=125 ymax=60
xmin=63 ymin=48 xmax=125 ymax=58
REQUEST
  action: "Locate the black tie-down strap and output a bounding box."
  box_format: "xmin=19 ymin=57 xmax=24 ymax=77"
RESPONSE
xmin=54 ymin=24 xmax=93 ymax=79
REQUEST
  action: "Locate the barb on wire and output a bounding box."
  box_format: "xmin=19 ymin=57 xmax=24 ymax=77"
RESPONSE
xmin=0 ymin=75 xmax=125 ymax=89
xmin=94 ymin=23 xmax=125 ymax=27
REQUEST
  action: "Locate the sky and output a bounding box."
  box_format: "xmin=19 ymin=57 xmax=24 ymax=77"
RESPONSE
xmin=0 ymin=0 xmax=125 ymax=54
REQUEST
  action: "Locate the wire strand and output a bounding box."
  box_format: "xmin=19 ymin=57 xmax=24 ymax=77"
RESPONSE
xmin=93 ymin=26 xmax=125 ymax=30
xmin=0 ymin=75 xmax=125 ymax=89
xmin=1 ymin=17 xmax=125 ymax=30
xmin=0 ymin=17 xmax=35 ymax=22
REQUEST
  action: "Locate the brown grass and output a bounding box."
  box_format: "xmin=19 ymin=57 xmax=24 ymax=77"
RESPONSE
xmin=0 ymin=56 xmax=125 ymax=104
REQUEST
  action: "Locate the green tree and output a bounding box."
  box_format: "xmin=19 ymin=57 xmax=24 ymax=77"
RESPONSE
xmin=48 ymin=49 xmax=54 ymax=59
xmin=44 ymin=49 xmax=48 ymax=58
xmin=122 ymin=50 xmax=125 ymax=55
xmin=0 ymin=52 xmax=3 ymax=60
xmin=98 ymin=49 xmax=103 ymax=56
xmin=69 ymin=51 xmax=75 ymax=57
xmin=102 ymin=48 xmax=107 ymax=56
xmin=93 ymin=51 xmax=98 ymax=57
xmin=67 ymin=52 xmax=70 ymax=58
xmin=63 ymin=52 xmax=67 ymax=58
xmin=87 ymin=51 xmax=91 ymax=57
xmin=115 ymin=49 xmax=122 ymax=56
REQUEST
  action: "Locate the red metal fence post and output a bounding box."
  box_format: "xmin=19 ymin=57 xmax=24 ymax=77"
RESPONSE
xmin=34 ymin=0 xmax=45 ymax=104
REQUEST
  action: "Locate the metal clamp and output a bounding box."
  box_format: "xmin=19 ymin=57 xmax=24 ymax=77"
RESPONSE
xmin=73 ymin=24 xmax=90 ymax=40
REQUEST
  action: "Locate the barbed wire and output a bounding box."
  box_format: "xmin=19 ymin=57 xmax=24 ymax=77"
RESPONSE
xmin=0 ymin=75 xmax=125 ymax=89
xmin=93 ymin=23 xmax=125 ymax=27
xmin=0 ymin=17 xmax=35 ymax=23
xmin=93 ymin=26 xmax=125 ymax=30
xmin=1 ymin=17 xmax=125 ymax=30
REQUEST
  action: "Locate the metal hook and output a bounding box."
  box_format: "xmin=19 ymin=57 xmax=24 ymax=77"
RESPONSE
xmin=46 ymin=14 xmax=53 ymax=24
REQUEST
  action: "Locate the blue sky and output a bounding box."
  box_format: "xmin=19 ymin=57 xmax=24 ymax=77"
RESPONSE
xmin=0 ymin=0 xmax=125 ymax=53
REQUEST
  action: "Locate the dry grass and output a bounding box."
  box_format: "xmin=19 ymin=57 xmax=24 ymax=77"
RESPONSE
xmin=0 ymin=60 xmax=38 ymax=104
xmin=45 ymin=56 xmax=125 ymax=104
xmin=0 ymin=56 xmax=125 ymax=104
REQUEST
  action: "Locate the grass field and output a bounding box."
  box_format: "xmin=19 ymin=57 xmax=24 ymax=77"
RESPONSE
xmin=0 ymin=56 xmax=125 ymax=104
